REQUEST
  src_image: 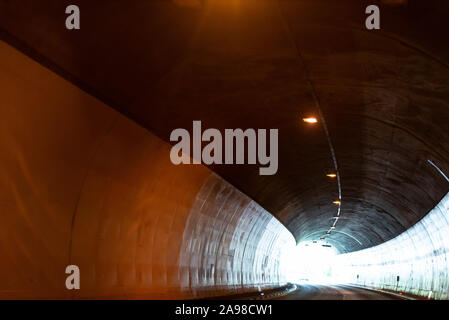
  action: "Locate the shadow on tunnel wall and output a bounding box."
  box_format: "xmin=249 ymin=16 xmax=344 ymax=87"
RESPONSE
xmin=0 ymin=40 xmax=294 ymax=299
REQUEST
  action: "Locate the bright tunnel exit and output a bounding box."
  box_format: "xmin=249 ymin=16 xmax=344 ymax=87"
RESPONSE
xmin=282 ymin=241 xmax=341 ymax=285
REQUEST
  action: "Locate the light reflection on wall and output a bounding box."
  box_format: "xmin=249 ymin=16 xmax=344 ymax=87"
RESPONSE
xmin=334 ymin=191 xmax=449 ymax=299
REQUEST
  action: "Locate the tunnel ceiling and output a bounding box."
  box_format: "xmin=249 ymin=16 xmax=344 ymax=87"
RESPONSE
xmin=1 ymin=0 xmax=448 ymax=253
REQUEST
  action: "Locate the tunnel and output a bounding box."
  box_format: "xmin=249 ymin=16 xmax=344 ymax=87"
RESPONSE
xmin=0 ymin=0 xmax=448 ymax=301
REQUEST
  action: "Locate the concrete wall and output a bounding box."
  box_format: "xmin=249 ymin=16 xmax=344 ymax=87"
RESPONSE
xmin=335 ymin=191 xmax=449 ymax=300
xmin=0 ymin=40 xmax=295 ymax=299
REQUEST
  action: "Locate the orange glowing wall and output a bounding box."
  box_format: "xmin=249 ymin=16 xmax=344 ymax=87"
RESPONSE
xmin=0 ymin=40 xmax=294 ymax=299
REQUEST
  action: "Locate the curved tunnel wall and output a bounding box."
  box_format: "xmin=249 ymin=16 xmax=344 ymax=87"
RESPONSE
xmin=179 ymin=176 xmax=294 ymax=298
xmin=335 ymin=191 xmax=449 ymax=300
xmin=0 ymin=40 xmax=295 ymax=299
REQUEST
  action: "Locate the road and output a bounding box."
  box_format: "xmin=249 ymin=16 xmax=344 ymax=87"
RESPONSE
xmin=273 ymin=284 xmax=400 ymax=300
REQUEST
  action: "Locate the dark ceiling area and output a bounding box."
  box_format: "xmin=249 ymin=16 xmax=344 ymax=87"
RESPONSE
xmin=1 ymin=0 xmax=448 ymax=253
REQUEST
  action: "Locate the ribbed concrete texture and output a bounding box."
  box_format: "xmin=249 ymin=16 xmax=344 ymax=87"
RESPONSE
xmin=0 ymin=40 xmax=294 ymax=299
xmin=335 ymin=191 xmax=449 ymax=300
xmin=179 ymin=176 xmax=294 ymax=298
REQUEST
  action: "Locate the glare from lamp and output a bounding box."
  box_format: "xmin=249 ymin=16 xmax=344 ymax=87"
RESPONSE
xmin=303 ymin=117 xmax=318 ymax=124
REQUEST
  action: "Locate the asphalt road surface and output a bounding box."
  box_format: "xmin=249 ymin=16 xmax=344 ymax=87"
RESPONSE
xmin=273 ymin=284 xmax=399 ymax=300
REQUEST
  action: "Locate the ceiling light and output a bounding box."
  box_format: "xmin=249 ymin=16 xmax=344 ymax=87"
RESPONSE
xmin=303 ymin=117 xmax=318 ymax=124
xmin=327 ymin=173 xmax=337 ymax=178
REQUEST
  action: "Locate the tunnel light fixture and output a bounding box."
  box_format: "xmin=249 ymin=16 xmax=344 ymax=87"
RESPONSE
xmin=303 ymin=117 xmax=318 ymax=124
xmin=333 ymin=200 xmax=341 ymax=205
xmin=327 ymin=173 xmax=337 ymax=178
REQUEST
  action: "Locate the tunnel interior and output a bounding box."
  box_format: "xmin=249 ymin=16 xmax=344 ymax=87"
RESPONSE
xmin=0 ymin=0 xmax=448 ymax=300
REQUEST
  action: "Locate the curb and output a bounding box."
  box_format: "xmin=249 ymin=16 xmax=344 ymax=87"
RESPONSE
xmin=345 ymin=284 xmax=416 ymax=300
